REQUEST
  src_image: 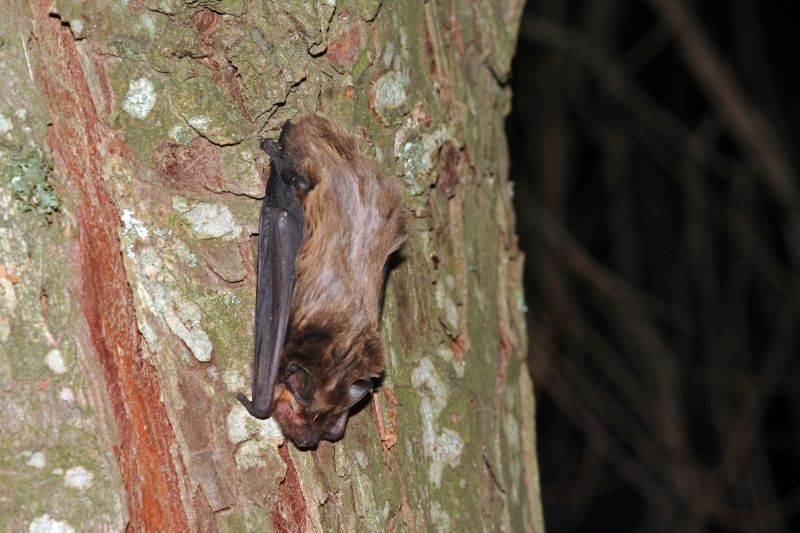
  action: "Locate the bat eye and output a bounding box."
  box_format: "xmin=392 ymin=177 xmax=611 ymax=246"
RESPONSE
xmin=284 ymin=362 xmax=315 ymax=406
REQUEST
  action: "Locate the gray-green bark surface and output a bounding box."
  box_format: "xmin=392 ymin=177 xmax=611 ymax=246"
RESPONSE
xmin=0 ymin=0 xmax=542 ymax=530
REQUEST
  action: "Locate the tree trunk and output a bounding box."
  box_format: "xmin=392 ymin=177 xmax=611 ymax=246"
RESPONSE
xmin=0 ymin=0 xmax=542 ymax=530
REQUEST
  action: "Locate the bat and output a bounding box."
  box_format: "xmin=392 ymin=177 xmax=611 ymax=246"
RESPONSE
xmin=237 ymin=115 xmax=406 ymax=449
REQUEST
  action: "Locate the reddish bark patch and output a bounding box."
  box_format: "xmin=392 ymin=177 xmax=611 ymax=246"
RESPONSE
xmin=32 ymin=5 xmax=189 ymax=531
xmin=213 ymin=61 xmax=249 ymax=120
xmin=327 ymin=19 xmax=365 ymax=72
xmin=493 ymin=312 xmax=513 ymax=440
xmin=470 ymin=3 xmax=485 ymax=57
xmin=153 ymin=137 xmax=224 ymax=193
xmin=240 ymin=237 xmax=257 ymax=281
xmin=191 ymin=488 xmax=217 ymax=532
xmin=372 ymin=386 xmax=398 ymax=450
xmin=0 ymin=265 xmax=21 ymax=283
xmin=424 ymin=26 xmax=438 ymax=78
xmin=437 ymin=141 xmax=460 ymax=199
xmin=496 ymin=321 xmax=512 ymax=384
xmin=89 ymin=51 xmax=116 ymax=117
xmin=444 ymin=1 xmax=466 ymax=55
xmin=271 ymin=446 xmax=308 ymax=533
xmin=450 ymin=336 xmax=466 ymax=362
xmin=190 ymin=9 xmax=221 ymax=37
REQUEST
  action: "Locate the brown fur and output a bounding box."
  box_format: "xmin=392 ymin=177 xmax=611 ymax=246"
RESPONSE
xmin=271 ymin=116 xmax=406 ymax=444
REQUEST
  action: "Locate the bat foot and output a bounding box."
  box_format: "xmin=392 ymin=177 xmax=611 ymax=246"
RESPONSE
xmin=236 ymin=392 xmax=271 ymax=419
xmin=260 ymin=139 xmax=281 ymax=160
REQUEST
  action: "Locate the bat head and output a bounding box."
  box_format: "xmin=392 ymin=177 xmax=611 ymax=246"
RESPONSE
xmin=271 ymin=373 xmax=374 ymax=448
xmin=270 ymin=321 xmax=384 ymax=449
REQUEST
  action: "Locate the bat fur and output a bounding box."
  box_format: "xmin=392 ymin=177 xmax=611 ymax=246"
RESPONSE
xmin=237 ymin=115 xmax=406 ymax=448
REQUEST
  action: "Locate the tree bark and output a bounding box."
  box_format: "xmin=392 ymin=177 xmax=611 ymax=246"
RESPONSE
xmin=0 ymin=0 xmax=542 ymax=530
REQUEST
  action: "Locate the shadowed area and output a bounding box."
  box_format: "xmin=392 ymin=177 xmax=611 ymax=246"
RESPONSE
xmin=509 ymin=0 xmax=800 ymax=531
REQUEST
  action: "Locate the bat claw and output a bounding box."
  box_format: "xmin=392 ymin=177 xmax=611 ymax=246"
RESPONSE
xmin=260 ymin=139 xmax=281 ymax=159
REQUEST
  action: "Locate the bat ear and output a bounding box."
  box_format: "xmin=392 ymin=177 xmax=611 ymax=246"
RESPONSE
xmin=347 ymin=380 xmax=374 ymax=408
xmin=324 ymin=411 xmax=349 ymax=442
xmin=285 ymin=362 xmax=315 ymax=407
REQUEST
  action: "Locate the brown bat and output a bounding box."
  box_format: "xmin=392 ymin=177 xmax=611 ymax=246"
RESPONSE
xmin=237 ymin=115 xmax=406 ymax=449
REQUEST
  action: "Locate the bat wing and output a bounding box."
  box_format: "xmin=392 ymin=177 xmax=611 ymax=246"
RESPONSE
xmin=237 ymin=136 xmax=305 ymax=419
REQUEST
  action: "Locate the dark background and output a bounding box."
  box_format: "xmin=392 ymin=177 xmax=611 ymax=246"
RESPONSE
xmin=507 ymin=1 xmax=800 ymax=531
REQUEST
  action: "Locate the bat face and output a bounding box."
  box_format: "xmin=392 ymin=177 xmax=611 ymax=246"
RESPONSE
xmin=266 ymin=325 xmax=381 ymax=448
xmin=237 ymin=116 xmax=405 ymax=449
xmin=268 ymin=373 xmax=373 ymax=448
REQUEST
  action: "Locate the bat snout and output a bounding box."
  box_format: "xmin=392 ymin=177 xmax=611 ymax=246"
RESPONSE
xmin=271 ymin=390 xmax=323 ymax=448
xmin=293 ymin=435 xmax=319 ymax=449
